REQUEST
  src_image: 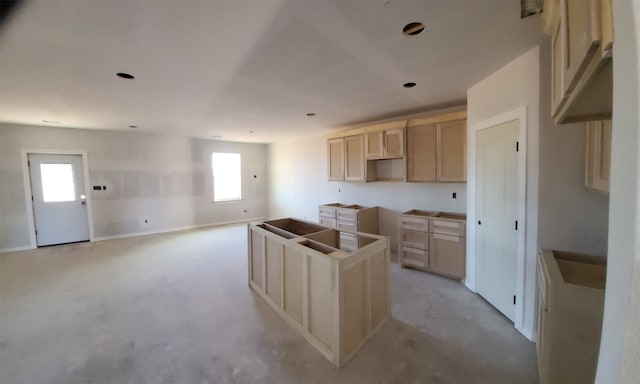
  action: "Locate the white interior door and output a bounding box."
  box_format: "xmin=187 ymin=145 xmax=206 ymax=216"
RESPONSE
xmin=475 ymin=120 xmax=519 ymax=321
xmin=28 ymin=153 xmax=90 ymax=246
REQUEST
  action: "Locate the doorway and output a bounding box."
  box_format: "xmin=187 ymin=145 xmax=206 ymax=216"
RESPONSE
xmin=25 ymin=152 xmax=92 ymax=246
xmin=475 ymin=119 xmax=520 ymax=322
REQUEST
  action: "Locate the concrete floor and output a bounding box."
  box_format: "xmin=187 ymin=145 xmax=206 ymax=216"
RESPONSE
xmin=0 ymin=224 xmax=538 ymax=383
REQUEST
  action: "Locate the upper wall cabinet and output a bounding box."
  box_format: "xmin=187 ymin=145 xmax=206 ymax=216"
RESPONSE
xmin=543 ymin=0 xmax=614 ymax=124
xmin=585 ymin=120 xmax=611 ymax=194
xmin=407 ymin=112 xmax=467 ymax=183
xmin=327 ymin=135 xmax=365 ymax=181
xmin=365 ymin=124 xmax=405 ymax=160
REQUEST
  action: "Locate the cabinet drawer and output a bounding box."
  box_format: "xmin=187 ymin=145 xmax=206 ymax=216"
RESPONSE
xmin=319 ymin=218 xmax=336 ymax=228
xmin=336 ymin=220 xmax=357 ymax=232
xmin=430 ymin=219 xmax=465 ymax=237
xmin=319 ymin=206 xmax=337 ymax=219
xmin=399 ymin=215 xmax=429 ymax=232
xmin=340 ymin=233 xmax=357 ymax=252
xmin=336 ymin=209 xmax=357 ymax=222
xmin=401 ymin=246 xmax=428 ymax=269
xmin=400 ymin=229 xmax=429 ymax=250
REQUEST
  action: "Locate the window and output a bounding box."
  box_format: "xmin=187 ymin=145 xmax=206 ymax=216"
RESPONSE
xmin=212 ymin=153 xmax=241 ymax=202
xmin=40 ymin=163 xmax=76 ymax=202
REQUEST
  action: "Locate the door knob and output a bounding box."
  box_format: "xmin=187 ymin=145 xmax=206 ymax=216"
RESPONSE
xmin=477 ymin=220 xmax=481 ymax=225
xmin=81 ymin=201 xmax=86 ymax=205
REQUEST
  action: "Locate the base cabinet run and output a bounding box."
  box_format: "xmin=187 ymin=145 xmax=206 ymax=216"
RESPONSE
xmin=536 ymin=249 xmax=606 ymax=383
xmin=248 ymin=218 xmax=390 ymax=368
xmin=398 ymin=210 xmax=466 ymax=280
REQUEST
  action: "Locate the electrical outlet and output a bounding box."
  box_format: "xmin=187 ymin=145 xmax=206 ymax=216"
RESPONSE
xmin=452 ymin=192 xmax=457 ymax=199
xmin=144 ymin=219 xmax=148 ymax=224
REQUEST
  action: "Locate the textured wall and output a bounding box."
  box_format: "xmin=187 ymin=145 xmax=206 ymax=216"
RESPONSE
xmin=0 ymin=124 xmax=268 ymax=250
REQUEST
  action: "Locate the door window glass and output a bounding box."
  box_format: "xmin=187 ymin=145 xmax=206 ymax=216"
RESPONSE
xmin=40 ymin=163 xmax=76 ymax=202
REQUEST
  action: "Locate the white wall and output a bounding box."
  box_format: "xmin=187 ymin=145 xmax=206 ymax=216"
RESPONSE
xmin=596 ymin=0 xmax=640 ymax=381
xmin=537 ymin=40 xmax=609 ymax=256
xmin=268 ymin=132 xmax=467 ymax=251
xmin=0 ymin=124 xmax=268 ymax=251
xmin=467 ymin=46 xmax=541 ymax=338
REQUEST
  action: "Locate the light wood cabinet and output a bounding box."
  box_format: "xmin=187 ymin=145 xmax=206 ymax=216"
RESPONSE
xmin=543 ymin=0 xmax=614 ymax=124
xmin=437 ymin=120 xmax=467 ymax=182
xmin=366 ymin=128 xmax=404 ymax=159
xmin=536 ymin=249 xmax=606 ymax=383
xmin=328 ymin=138 xmax=344 ymax=181
xmin=319 ymin=203 xmax=378 ymax=252
xmin=248 ymin=218 xmax=390 ymax=368
xmin=585 ymin=119 xmax=611 ymax=194
xmin=345 ymin=135 xmax=364 ymax=181
xmin=398 ymin=210 xmax=466 ymax=280
xmin=407 ymin=116 xmax=466 ymax=182
xmin=327 ymin=135 xmax=365 ymax=181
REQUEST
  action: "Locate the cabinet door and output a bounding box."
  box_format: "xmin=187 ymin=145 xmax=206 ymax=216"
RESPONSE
xmin=384 ymin=128 xmax=404 ymax=158
xmin=585 ymin=120 xmax=611 ymax=193
xmin=365 ymin=131 xmax=384 ymax=159
xmin=328 ymin=138 xmax=344 ymax=181
xmin=345 ymin=135 xmax=365 ymax=181
xmin=436 ymin=120 xmax=466 ymax=182
xmin=564 ymin=0 xmax=602 ymax=95
xmin=407 ymin=124 xmax=437 ymax=182
xmin=551 ymin=14 xmax=567 ymax=116
xmin=429 ymin=233 xmax=465 ymax=279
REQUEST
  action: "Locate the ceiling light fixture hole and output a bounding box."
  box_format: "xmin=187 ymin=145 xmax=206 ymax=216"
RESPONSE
xmin=403 ymin=22 xmax=425 ymax=36
xmin=306 ymin=113 xmax=316 ymax=117
xmin=403 ymin=82 xmax=417 ymax=88
xmin=117 ymin=72 xmax=135 ymax=79
xmin=249 ymin=131 xmax=254 ymax=134
xmin=128 ymin=125 xmax=137 ymax=128
xmin=42 ymin=120 xmax=62 ymax=124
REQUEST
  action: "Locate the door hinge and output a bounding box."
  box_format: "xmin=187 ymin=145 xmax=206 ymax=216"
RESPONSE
xmin=515 ymin=220 xmax=518 ymax=230
xmin=31 ymin=196 xmax=34 ymax=202
xmin=516 ymin=141 xmax=519 ymax=152
xmin=28 ymin=160 xmax=31 ymax=167
xmin=513 ymin=295 xmax=516 ymax=305
xmin=35 ymin=229 xmax=38 ymax=236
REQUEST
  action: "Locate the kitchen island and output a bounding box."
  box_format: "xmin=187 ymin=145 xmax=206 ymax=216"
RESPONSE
xmin=248 ymin=218 xmax=390 ymax=368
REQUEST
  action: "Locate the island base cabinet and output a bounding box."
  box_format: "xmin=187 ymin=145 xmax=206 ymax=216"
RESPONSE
xmin=248 ymin=220 xmax=390 ymax=368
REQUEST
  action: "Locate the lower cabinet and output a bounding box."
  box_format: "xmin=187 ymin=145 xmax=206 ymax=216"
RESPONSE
xmin=429 ymin=233 xmax=465 ymax=278
xmin=537 ymin=249 xmax=606 ymax=383
xmin=398 ymin=210 xmax=466 ymax=280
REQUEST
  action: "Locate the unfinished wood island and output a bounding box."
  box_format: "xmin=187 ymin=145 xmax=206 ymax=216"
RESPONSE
xmin=248 ymin=218 xmax=390 ymax=368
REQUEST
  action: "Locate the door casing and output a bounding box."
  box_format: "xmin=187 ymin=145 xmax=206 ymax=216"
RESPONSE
xmin=466 ymin=107 xmax=530 ymax=340
xmin=21 ymin=149 xmax=95 ymax=248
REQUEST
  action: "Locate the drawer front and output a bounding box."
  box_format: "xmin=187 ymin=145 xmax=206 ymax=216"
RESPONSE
xmin=430 ymin=219 xmax=465 ymax=237
xmin=400 ymin=228 xmax=429 ymax=250
xmin=429 ymin=233 xmax=465 ymax=279
xmin=319 ymin=218 xmax=336 ymax=228
xmin=319 ymin=206 xmax=337 ymax=219
xmin=399 ymin=215 xmax=429 ymax=232
xmin=340 ymin=233 xmax=357 ymax=252
xmin=336 ymin=219 xmax=357 ymax=232
xmin=401 ymin=246 xmax=428 ymax=269
xmin=336 ymin=208 xmax=357 ymax=222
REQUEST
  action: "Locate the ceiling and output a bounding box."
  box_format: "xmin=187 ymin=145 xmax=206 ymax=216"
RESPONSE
xmin=0 ymin=0 xmax=545 ymax=143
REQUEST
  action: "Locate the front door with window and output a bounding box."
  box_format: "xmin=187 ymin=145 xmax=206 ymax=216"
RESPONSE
xmin=28 ymin=153 xmax=90 ymax=246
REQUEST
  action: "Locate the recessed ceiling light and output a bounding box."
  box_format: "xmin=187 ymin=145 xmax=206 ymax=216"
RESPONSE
xmin=42 ymin=120 xmax=62 ymax=124
xmin=306 ymin=113 xmax=316 ymax=116
xmin=128 ymin=125 xmax=137 ymax=128
xmin=403 ymin=22 xmax=425 ymax=36
xmin=403 ymin=82 xmax=417 ymax=88
xmin=116 ymin=72 xmax=135 ymax=79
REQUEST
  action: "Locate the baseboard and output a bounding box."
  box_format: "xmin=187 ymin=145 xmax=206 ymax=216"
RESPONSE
xmin=0 ymin=245 xmax=36 ymax=254
xmin=517 ymin=324 xmax=535 ymax=342
xmin=93 ymin=217 xmax=266 ymax=242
